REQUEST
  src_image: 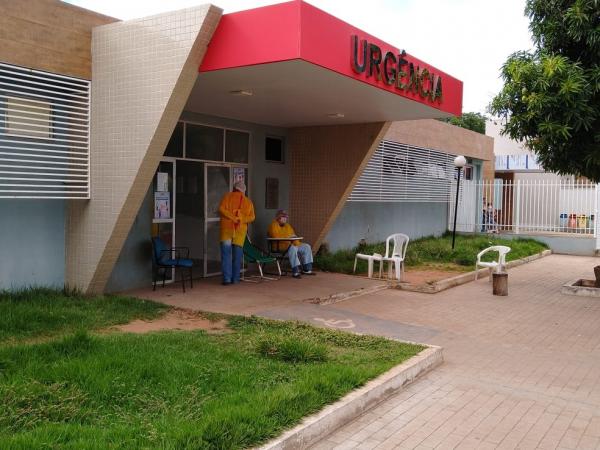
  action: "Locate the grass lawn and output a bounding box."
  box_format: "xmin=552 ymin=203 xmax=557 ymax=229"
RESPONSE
xmin=315 ymin=232 xmax=549 ymax=275
xmin=0 ymin=290 xmax=423 ymax=449
xmin=0 ymin=288 xmax=167 ymax=345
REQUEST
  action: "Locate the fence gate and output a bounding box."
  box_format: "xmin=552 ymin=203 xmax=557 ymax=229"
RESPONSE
xmin=448 ymin=179 xmax=599 ymax=241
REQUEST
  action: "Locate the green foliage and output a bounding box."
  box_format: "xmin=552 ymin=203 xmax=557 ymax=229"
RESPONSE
xmin=0 ymin=295 xmax=423 ymax=449
xmin=315 ymin=233 xmax=548 ymax=274
xmin=257 ymin=337 xmax=328 ymax=363
xmin=491 ymin=0 xmax=600 ymax=181
xmin=439 ymin=112 xmax=487 ymax=134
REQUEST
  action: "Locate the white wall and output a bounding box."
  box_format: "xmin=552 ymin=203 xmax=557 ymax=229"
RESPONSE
xmin=486 ymin=120 xmax=530 ymax=156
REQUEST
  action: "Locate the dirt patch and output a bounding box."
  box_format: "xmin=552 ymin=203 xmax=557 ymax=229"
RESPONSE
xmin=403 ymin=268 xmax=464 ymax=286
xmin=354 ymin=265 xmax=466 ymax=286
xmin=114 ymin=309 xmax=229 ymax=334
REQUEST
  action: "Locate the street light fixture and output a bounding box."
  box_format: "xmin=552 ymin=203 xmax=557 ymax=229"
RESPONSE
xmin=452 ymin=155 xmax=467 ymax=250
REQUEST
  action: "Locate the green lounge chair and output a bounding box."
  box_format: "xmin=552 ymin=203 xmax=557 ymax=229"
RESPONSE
xmin=243 ymin=236 xmax=281 ymax=281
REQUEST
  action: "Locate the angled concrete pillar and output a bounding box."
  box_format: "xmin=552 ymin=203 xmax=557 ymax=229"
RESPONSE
xmin=66 ymin=5 xmax=222 ymax=293
xmin=288 ymin=122 xmax=391 ymax=251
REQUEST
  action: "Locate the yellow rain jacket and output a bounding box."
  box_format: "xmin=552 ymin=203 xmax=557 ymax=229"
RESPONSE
xmin=219 ymin=190 xmax=255 ymax=247
xmin=267 ymin=220 xmax=301 ymax=252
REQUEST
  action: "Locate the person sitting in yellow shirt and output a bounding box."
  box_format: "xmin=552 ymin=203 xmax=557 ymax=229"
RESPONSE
xmin=268 ymin=210 xmax=313 ymax=278
xmin=219 ymin=181 xmax=255 ymax=285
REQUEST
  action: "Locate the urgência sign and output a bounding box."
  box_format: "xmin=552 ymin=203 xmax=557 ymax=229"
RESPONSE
xmin=351 ymin=35 xmax=443 ymax=103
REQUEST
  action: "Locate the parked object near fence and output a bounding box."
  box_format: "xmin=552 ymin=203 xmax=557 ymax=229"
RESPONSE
xmin=449 ymin=179 xmax=598 ymax=242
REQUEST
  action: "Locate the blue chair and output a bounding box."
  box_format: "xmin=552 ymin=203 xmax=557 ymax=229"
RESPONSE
xmin=151 ymin=237 xmax=194 ymax=292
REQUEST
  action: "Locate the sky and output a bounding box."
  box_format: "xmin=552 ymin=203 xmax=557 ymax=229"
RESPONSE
xmin=66 ymin=0 xmax=534 ymax=115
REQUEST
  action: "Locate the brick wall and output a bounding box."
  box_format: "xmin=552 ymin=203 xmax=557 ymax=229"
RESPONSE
xmin=288 ymin=122 xmax=390 ymax=251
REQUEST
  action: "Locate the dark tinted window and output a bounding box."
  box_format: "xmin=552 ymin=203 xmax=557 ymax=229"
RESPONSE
xmin=186 ymin=124 xmax=223 ymax=161
xmin=225 ymin=130 xmax=249 ymax=163
xmin=265 ymin=136 xmax=284 ymax=162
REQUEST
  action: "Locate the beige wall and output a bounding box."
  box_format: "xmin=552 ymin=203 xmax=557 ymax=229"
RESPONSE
xmin=66 ymin=5 xmax=222 ymax=293
xmin=385 ymin=119 xmax=495 ymax=180
xmin=0 ymin=0 xmax=116 ymax=79
xmin=288 ymin=122 xmax=390 ymax=251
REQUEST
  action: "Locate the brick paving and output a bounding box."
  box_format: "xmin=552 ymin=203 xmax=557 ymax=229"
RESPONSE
xmin=309 ymin=255 xmax=600 ymax=449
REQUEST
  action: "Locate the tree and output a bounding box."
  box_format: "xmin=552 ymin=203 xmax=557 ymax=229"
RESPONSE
xmin=439 ymin=112 xmax=487 ymax=134
xmin=490 ymin=0 xmax=600 ymax=181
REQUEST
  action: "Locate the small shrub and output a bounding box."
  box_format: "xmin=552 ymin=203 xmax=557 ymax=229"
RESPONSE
xmin=257 ymin=338 xmax=327 ymax=363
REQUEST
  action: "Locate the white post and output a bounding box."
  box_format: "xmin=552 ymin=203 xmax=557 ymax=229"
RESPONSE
xmin=514 ymin=180 xmax=521 ymax=235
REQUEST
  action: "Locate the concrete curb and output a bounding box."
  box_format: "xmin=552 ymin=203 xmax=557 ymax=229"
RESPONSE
xmin=395 ymin=249 xmax=552 ymax=294
xmin=562 ymin=278 xmax=600 ymax=297
xmin=257 ymin=345 xmax=443 ymax=450
xmin=304 ymin=283 xmax=389 ymax=305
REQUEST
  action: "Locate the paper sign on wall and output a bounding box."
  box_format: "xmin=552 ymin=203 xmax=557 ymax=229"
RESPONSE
xmin=157 ymin=172 xmax=169 ymax=192
xmin=154 ymin=192 xmax=170 ymax=219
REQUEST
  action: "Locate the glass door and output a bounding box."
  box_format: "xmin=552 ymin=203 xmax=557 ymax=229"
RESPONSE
xmin=204 ymin=165 xmax=231 ymax=276
xmin=175 ymin=160 xmax=204 ymax=273
xmin=152 ymin=159 xmax=175 ymax=282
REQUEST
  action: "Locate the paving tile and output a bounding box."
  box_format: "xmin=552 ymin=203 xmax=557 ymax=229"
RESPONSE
xmin=300 ymin=256 xmax=600 ymax=450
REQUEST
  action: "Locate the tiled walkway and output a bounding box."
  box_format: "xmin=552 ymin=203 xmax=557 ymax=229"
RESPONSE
xmin=308 ymin=255 xmax=600 ymax=449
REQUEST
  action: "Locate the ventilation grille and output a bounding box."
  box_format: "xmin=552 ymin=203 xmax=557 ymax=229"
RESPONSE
xmin=0 ymin=62 xmax=90 ymax=199
xmin=348 ymin=140 xmax=456 ymax=202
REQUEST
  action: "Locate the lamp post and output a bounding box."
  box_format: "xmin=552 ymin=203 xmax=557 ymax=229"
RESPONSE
xmin=452 ymin=155 xmax=467 ymax=250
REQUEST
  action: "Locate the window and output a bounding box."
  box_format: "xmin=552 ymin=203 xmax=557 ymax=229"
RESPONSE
xmin=225 ymin=129 xmax=249 ymax=163
xmin=177 ymin=123 xmax=250 ymax=163
xmin=0 ymin=62 xmax=90 ymax=199
xmin=265 ymin=136 xmax=284 ymax=163
xmin=463 ymin=164 xmax=473 ymax=181
xmin=186 ymin=124 xmax=223 ymax=160
xmin=5 ymin=96 xmax=51 ymax=138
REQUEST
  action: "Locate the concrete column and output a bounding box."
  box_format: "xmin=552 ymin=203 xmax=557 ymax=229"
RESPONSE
xmin=66 ymin=5 xmax=222 ymax=293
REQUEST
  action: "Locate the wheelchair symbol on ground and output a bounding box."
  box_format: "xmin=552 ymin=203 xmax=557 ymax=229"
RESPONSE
xmin=313 ymin=317 xmax=356 ymax=329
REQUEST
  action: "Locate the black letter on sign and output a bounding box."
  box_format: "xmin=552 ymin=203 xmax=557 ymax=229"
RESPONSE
xmin=435 ymin=77 xmax=443 ymax=101
xmin=407 ymin=63 xmax=418 ymax=93
xmin=369 ymin=43 xmax=382 ymax=80
xmin=351 ymin=35 xmax=367 ymax=73
xmin=383 ymin=52 xmax=397 ymax=85
xmin=396 ymin=50 xmax=408 ymax=90
xmin=419 ymin=68 xmax=430 ymax=98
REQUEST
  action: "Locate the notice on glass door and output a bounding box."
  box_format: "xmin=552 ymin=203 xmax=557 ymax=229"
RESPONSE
xmin=154 ymin=191 xmax=170 ymax=219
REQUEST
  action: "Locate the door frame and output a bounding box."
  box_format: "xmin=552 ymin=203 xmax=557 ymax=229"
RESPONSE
xmin=204 ymin=163 xmax=232 ymax=277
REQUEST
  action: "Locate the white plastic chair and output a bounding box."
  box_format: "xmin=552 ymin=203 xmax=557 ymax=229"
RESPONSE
xmin=382 ymin=233 xmax=409 ymax=281
xmin=353 ymin=252 xmax=383 ymax=278
xmin=475 ymin=245 xmax=511 ymax=281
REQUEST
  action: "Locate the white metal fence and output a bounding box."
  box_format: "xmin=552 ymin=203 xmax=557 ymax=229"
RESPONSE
xmin=449 ymin=179 xmax=598 ymax=236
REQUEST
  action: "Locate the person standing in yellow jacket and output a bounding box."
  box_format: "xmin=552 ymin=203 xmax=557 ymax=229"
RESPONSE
xmin=219 ymin=180 xmax=255 ymax=284
xmin=268 ymin=210 xmax=313 ymax=278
